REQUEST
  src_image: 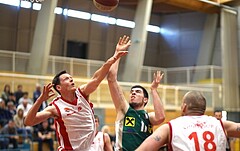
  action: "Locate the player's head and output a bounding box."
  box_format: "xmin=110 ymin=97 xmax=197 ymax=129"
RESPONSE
xmin=129 ymin=85 xmax=149 ymax=108
xmin=101 ymin=125 xmax=110 ymax=133
xmin=181 ymin=91 xmax=206 ymax=116
xmin=52 ymin=70 xmax=67 ymax=94
xmin=94 ymin=115 xmax=100 ymax=129
xmin=214 ymin=110 xmax=222 ymax=120
xmin=131 ymin=85 xmax=148 ymax=99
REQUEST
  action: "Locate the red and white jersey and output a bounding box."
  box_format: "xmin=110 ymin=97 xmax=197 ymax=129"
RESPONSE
xmin=169 ymin=115 xmax=227 ymax=151
xmin=51 ymin=88 xmax=95 ymax=151
xmin=89 ymin=131 xmax=104 ymax=151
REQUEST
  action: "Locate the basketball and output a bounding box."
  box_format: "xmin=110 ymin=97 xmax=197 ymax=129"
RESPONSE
xmin=93 ymin=0 xmax=119 ymax=12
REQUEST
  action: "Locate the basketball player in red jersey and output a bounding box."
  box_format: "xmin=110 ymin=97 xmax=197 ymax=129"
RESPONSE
xmin=24 ymin=35 xmax=131 ymax=151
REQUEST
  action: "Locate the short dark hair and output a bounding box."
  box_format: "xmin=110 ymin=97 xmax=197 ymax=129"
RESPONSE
xmin=214 ymin=109 xmax=222 ymax=113
xmin=131 ymin=85 xmax=149 ymax=99
xmin=23 ymin=92 xmax=28 ymax=96
xmin=52 ymin=70 xmax=67 ymax=94
xmin=94 ymin=115 xmax=100 ymax=123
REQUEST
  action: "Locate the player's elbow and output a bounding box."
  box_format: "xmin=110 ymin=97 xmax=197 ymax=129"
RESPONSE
xmin=155 ymin=116 xmax=165 ymax=125
xmin=159 ymin=116 xmax=165 ymax=124
xmin=24 ymin=117 xmax=35 ymax=126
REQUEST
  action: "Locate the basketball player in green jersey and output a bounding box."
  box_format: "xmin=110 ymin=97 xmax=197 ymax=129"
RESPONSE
xmin=107 ymin=35 xmax=165 ymax=151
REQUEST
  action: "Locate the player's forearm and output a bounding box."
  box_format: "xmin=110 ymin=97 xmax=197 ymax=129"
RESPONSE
xmin=107 ymin=58 xmax=120 ymax=82
xmin=91 ymin=55 xmax=118 ymax=83
xmin=24 ymin=97 xmax=44 ymax=126
xmin=151 ymin=89 xmax=165 ymax=124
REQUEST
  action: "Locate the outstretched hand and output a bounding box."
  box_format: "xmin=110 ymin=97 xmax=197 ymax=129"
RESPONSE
xmin=114 ymin=35 xmax=131 ymax=59
xmin=151 ymin=71 xmax=164 ymax=90
xmin=39 ymin=83 xmax=55 ymax=102
xmin=108 ymin=35 xmax=131 ymax=64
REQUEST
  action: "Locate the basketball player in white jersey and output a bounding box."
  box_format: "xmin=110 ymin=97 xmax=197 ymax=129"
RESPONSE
xmin=214 ymin=109 xmax=231 ymax=151
xmin=24 ymin=35 xmax=131 ymax=151
xmin=90 ymin=115 xmax=113 ymax=151
xmin=136 ymin=91 xmax=240 ymax=151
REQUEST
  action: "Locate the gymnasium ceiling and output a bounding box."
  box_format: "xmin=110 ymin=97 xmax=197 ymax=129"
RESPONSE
xmin=118 ymin=0 xmax=240 ymax=15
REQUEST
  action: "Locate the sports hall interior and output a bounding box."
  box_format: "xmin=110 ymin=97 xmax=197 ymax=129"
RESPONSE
xmin=0 ymin=0 xmax=240 ymax=150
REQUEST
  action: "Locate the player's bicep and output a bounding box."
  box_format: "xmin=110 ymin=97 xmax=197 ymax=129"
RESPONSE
xmin=32 ymin=106 xmax=56 ymax=125
xmin=223 ymin=121 xmax=240 ymax=137
xmin=80 ymin=82 xmax=95 ymax=97
xmin=151 ymin=124 xmax=169 ymax=147
xmin=136 ymin=124 xmax=169 ymax=151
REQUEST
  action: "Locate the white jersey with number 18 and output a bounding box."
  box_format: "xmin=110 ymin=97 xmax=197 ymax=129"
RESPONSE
xmin=169 ymin=115 xmax=227 ymax=151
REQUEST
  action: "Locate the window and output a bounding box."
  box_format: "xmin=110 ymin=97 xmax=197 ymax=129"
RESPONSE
xmin=67 ymin=41 xmax=87 ymax=59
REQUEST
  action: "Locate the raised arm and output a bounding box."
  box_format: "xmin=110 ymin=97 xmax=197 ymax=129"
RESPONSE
xmin=148 ymin=71 xmax=165 ymax=125
xmin=136 ymin=123 xmax=169 ymax=151
xmin=24 ymin=83 xmax=56 ymax=126
xmin=107 ymin=36 xmax=131 ymax=113
xmin=81 ymin=37 xmax=129 ymax=97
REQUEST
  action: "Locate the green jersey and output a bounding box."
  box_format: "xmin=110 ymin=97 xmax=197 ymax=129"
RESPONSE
xmin=115 ymin=107 xmax=153 ymax=151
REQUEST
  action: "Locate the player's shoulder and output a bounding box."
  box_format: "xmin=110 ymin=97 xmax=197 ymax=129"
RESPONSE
xmin=44 ymin=104 xmax=56 ymax=112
